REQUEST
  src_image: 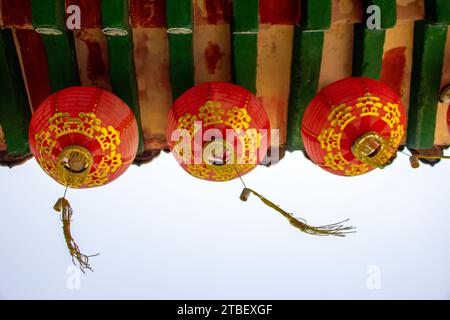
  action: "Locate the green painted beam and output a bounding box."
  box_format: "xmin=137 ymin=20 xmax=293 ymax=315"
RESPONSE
xmin=232 ymin=34 xmax=257 ymax=94
xmin=0 ymin=29 xmax=31 ymax=155
xmin=352 ymin=24 xmax=385 ymax=79
xmin=287 ymin=28 xmax=325 ymax=151
xmin=167 ymin=0 xmax=192 ymax=29
xmin=168 ymin=34 xmax=194 ymax=99
xmin=233 ymin=0 xmax=258 ymax=32
xmin=41 ymin=33 xmax=80 ymax=92
xmin=232 ymin=0 xmax=258 ymax=94
xmin=102 ymin=0 xmax=144 ymax=154
xmin=300 ymin=0 xmax=332 ymax=31
xmin=425 ymin=0 xmax=450 ymax=25
xmin=102 ymin=0 xmax=129 ymax=33
xmin=31 ymin=0 xmax=66 ymax=34
xmin=31 ymin=0 xmax=79 ymax=92
xmin=407 ymin=21 xmax=448 ymax=149
xmin=166 ymin=0 xmax=194 ymax=100
xmin=362 ymin=0 xmax=397 ymax=30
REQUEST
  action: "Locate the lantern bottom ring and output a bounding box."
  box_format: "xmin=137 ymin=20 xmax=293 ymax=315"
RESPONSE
xmin=56 ymin=146 xmax=93 ymax=187
xmin=351 ymin=131 xmax=392 ymax=169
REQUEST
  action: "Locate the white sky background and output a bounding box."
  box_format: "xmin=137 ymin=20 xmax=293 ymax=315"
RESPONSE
xmin=0 ymin=151 xmax=450 ymax=299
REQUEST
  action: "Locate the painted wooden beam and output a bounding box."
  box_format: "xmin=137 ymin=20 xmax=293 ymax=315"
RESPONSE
xmin=287 ymin=28 xmax=325 ymax=151
xmin=362 ymin=0 xmax=397 ymax=29
xmin=257 ymin=0 xmax=299 ymax=147
xmin=434 ymin=26 xmax=450 ymax=145
xmin=133 ymin=28 xmax=171 ymax=151
xmin=66 ymin=0 xmax=103 ymax=29
xmin=13 ymin=29 xmax=52 ymax=111
xmin=380 ymin=20 xmax=415 ymax=145
xmin=397 ymin=0 xmax=424 ymax=21
xmin=131 ymin=0 xmax=171 ymax=151
xmin=0 ymin=126 xmax=6 ymax=151
xmin=232 ymin=0 xmax=258 ymax=93
xmin=0 ymin=29 xmax=31 ymax=155
xmin=73 ymin=30 xmax=111 ymax=90
xmin=31 ymin=0 xmax=80 ymax=92
xmin=259 ymin=0 xmax=301 ymax=25
xmin=257 ymin=25 xmax=293 ymax=147
xmin=407 ymin=21 xmax=447 ymax=149
xmin=102 ymin=0 xmax=144 ymax=154
xmin=193 ymin=0 xmax=231 ymax=84
xmin=40 ymin=34 xmax=80 ymax=91
xmin=318 ymin=22 xmax=354 ymax=90
xmin=0 ymin=0 xmax=33 ymax=29
xmin=0 ymin=2 xmax=3 ymax=28
xmin=70 ymin=0 xmax=109 ymax=89
xmin=380 ymin=20 xmax=414 ymax=109
xmin=166 ymin=0 xmax=194 ymax=99
xmin=31 ymin=0 xmax=66 ymax=34
xmin=352 ymin=24 xmax=385 ymax=79
xmin=425 ymin=0 xmax=450 ymax=25
xmin=331 ymin=0 xmax=362 ymax=24
xmin=300 ymin=0 xmax=332 ymax=31
xmin=129 ymin=0 xmax=166 ymax=28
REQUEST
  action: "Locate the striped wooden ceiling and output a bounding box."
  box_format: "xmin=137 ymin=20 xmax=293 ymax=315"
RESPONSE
xmin=0 ymin=0 xmax=449 ymax=167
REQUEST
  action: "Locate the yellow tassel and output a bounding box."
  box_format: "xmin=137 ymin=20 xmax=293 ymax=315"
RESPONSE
xmin=241 ymin=188 xmax=355 ymax=237
xmin=54 ymin=197 xmax=98 ymax=273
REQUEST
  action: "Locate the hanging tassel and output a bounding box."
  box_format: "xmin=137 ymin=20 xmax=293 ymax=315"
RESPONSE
xmin=53 ymin=197 xmax=98 ymax=273
xmin=240 ymin=188 xmax=355 ymax=237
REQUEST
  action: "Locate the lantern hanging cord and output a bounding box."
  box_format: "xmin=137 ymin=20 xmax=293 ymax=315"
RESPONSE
xmin=54 ymin=188 xmax=99 ymax=273
xmin=234 ymin=165 xmax=247 ymax=189
xmin=233 ymin=166 xmax=355 ymax=237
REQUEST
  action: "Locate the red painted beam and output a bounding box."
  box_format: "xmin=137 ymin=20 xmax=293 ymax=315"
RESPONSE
xmin=14 ymin=30 xmax=51 ymax=111
xmin=129 ymin=0 xmax=166 ymax=28
xmin=380 ymin=47 xmax=407 ymax=96
xmin=1 ymin=0 xmax=33 ymax=29
xmin=66 ymin=0 xmax=102 ymax=29
xmin=194 ymin=0 xmax=232 ymax=25
xmin=259 ymin=0 xmax=301 ymax=25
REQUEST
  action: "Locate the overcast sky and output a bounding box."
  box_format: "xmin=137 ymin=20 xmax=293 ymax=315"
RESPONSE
xmin=1 ymin=151 xmax=449 ymax=299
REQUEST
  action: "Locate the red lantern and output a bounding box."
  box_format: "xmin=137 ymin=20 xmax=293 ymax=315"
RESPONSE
xmin=29 ymin=86 xmax=139 ymax=272
xmin=301 ymin=77 xmax=407 ymax=176
xmin=29 ymin=86 xmax=139 ymax=188
xmin=167 ymin=82 xmax=270 ymax=182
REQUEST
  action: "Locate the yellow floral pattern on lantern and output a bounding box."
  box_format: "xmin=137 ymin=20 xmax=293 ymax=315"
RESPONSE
xmin=176 ymin=99 xmax=263 ymax=181
xmin=177 ymin=113 xmax=199 ymax=138
xmin=328 ymin=103 xmax=355 ymax=130
xmin=199 ymin=101 xmax=225 ymax=127
xmin=238 ymin=129 xmax=263 ymax=165
xmin=34 ymin=112 xmax=123 ymax=188
xmin=317 ymin=93 xmax=405 ymax=176
xmin=382 ymin=102 xmax=402 ymax=128
xmin=225 ymin=107 xmax=251 ymax=131
xmin=318 ymin=129 xmax=342 ymax=152
xmin=356 ymin=94 xmax=383 ymax=117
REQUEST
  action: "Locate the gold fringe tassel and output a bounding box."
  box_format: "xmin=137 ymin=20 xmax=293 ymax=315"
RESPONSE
xmin=53 ymin=198 xmax=98 ymax=273
xmin=241 ymin=188 xmax=356 ymax=237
